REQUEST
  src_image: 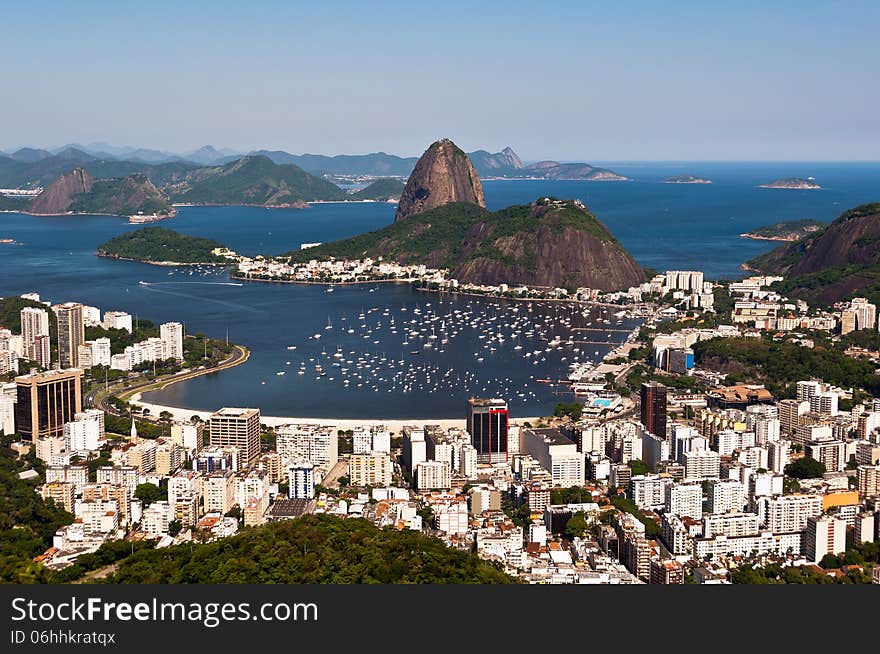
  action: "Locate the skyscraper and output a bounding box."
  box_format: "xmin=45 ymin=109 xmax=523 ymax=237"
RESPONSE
xmin=14 ymin=368 xmax=83 ymax=441
xmin=53 ymin=303 xmax=84 ymax=369
xmin=641 ymin=382 xmax=667 ymax=438
xmin=466 ymin=398 xmax=508 ymax=464
xmin=288 ymin=462 xmax=315 ymax=499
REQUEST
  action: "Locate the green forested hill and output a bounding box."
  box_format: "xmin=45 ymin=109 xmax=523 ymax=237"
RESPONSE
xmin=169 ymin=155 xmax=348 ymax=205
xmin=350 ymin=178 xmax=405 ymax=201
xmin=97 ymin=227 xmax=229 ymax=263
xmin=99 ymin=515 xmax=515 ymax=584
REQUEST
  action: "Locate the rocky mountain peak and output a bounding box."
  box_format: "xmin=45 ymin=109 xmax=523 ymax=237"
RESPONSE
xmin=395 ymin=139 xmax=485 ymax=222
xmin=27 ymin=167 xmax=93 ymax=214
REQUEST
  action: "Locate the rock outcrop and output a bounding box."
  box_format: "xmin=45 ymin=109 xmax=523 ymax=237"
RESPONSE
xmin=292 ymin=197 xmax=646 ymax=292
xmin=27 ymin=167 xmax=93 ymax=214
xmin=395 ymin=139 xmax=485 ymax=222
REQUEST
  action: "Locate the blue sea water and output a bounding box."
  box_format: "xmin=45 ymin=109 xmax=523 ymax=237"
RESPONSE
xmin=1 ymin=161 xmax=878 ymax=418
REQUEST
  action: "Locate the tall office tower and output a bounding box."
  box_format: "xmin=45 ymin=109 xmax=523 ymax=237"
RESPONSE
xmin=208 ymin=407 xmax=261 ymax=466
xmin=21 ymin=307 xmax=49 ymax=349
xmin=14 ymin=368 xmax=83 ymax=441
xmin=640 ymin=382 xmax=667 ymax=438
xmin=160 ymin=322 xmax=184 ymax=361
xmin=288 ymin=462 xmax=315 ymax=499
xmin=53 ymin=303 xmax=84 ymax=368
xmin=466 ymin=398 xmax=509 ymax=464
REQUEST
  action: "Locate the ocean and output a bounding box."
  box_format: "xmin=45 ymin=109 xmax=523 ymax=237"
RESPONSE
xmin=1 ymin=161 xmax=878 ymax=418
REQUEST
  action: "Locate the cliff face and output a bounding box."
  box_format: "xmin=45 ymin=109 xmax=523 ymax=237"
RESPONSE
xmin=106 ymin=174 xmax=167 ymax=214
xmin=746 ymin=203 xmax=880 ymax=304
xmin=27 ymin=167 xmax=93 ymax=214
xmin=395 ymin=139 xmax=485 ymax=222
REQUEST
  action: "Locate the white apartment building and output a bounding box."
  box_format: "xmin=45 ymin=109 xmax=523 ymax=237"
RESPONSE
xmin=159 ymin=322 xmax=184 ymax=361
xmin=665 ymin=482 xmax=703 ymax=519
xmin=141 ymin=501 xmax=172 ymax=537
xmin=289 ymin=461 xmax=315 ymax=499
xmin=702 ymin=512 xmax=761 ymax=538
xmin=630 ymin=474 xmax=670 ymax=511
xmin=103 ymin=311 xmax=133 ymax=333
xmin=693 ymin=531 xmax=803 ymax=560
xmin=804 ymin=515 xmax=846 ymax=564
xmin=276 ymin=424 xmax=339 ymax=468
xmin=684 ymin=449 xmax=720 ymax=480
xmin=63 ymin=418 xmax=100 ymax=453
xmin=521 ymin=428 xmax=585 ymax=487
xmin=706 ymin=478 xmax=746 ymax=514
xmin=415 ymin=460 xmax=451 ymax=491
xmin=202 ymin=471 xmax=235 ymax=514
xmin=765 ymin=494 xmax=823 ymax=533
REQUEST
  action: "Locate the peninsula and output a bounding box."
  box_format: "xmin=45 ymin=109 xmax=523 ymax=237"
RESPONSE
xmin=97 ymin=226 xmax=233 ymax=265
xmin=740 ymin=219 xmax=824 ymax=242
xmin=759 ymin=177 xmax=821 ymax=190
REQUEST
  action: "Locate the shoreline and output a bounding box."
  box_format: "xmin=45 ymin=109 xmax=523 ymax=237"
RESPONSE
xmin=98 ymin=253 xmax=233 ymax=267
xmin=739 ymin=233 xmax=802 ymax=242
xmin=129 ymin=397 xmax=542 ymax=431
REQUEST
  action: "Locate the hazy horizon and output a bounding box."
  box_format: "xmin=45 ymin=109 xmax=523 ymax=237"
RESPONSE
xmin=3 ymin=1 xmax=878 ymax=161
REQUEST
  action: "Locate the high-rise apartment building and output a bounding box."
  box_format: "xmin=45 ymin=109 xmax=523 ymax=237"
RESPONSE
xmin=21 ymin=307 xmax=50 ymax=365
xmin=14 ymin=368 xmax=82 ymax=441
xmin=466 ymin=398 xmax=508 ymax=463
xmin=53 ymin=303 xmax=84 ymax=368
xmin=208 ymin=408 xmax=261 ymax=466
xmin=288 ymin=462 xmax=315 ymax=499
xmin=805 ymin=515 xmax=847 ymax=563
xmin=160 ymin=322 xmax=184 ymax=361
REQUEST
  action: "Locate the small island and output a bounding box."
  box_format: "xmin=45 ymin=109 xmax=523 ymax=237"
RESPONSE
xmin=740 ymin=218 xmax=825 ymax=242
xmin=759 ymin=177 xmax=821 ymax=190
xmin=664 ymin=175 xmax=712 ymax=184
xmin=97 ymin=226 xmax=234 ymax=265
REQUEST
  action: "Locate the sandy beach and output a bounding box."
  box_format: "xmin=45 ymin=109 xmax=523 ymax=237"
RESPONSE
xmin=130 ymin=394 xmax=542 ymax=432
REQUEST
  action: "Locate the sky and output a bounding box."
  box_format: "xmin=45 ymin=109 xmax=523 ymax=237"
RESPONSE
xmin=1 ymin=0 xmax=878 ymax=160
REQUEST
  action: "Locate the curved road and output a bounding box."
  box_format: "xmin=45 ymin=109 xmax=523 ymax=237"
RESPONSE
xmin=86 ymin=344 xmax=250 ymax=420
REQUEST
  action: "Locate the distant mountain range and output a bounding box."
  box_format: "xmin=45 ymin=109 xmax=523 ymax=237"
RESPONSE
xmin=0 ymin=143 xmax=627 ymax=186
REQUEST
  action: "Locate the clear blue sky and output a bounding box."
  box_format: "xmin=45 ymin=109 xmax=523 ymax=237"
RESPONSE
xmin=2 ymin=0 xmax=877 ymax=160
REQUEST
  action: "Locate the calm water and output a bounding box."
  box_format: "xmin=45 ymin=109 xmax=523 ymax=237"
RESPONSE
xmin=1 ymin=162 xmax=878 ymax=418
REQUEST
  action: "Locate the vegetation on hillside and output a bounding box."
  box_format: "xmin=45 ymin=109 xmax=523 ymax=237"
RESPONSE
xmin=286 ymin=198 xmax=625 ymax=273
xmin=69 ymin=174 xmax=172 ymax=216
xmin=169 ymin=155 xmax=347 ymax=205
xmin=743 ymin=218 xmax=824 ymax=240
xmin=693 ymin=336 xmax=880 ymax=398
xmin=96 ymin=515 xmax=515 ymax=584
xmin=0 ymin=436 xmax=73 ymax=583
xmin=349 ymin=178 xmax=405 ymax=201
xmin=97 ymin=227 xmax=228 ymax=264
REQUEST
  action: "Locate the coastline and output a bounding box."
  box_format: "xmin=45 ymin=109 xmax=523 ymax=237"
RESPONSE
xmin=129 ymin=397 xmax=541 ymax=431
xmin=738 ymin=233 xmax=801 ymax=242
xmin=97 ymin=252 xmax=233 ymax=267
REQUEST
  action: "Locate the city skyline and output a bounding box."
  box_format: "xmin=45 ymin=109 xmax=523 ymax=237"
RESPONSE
xmin=1 ymin=1 xmax=878 ymax=160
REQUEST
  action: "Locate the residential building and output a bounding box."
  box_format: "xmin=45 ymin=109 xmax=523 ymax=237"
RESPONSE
xmin=288 ymin=461 xmax=315 ymax=499
xmin=350 ymin=451 xmax=393 ymax=487
xmin=665 ymin=482 xmax=703 ymax=519
xmin=649 ymin=559 xmax=684 ymax=585
xmin=521 ymin=428 xmax=585 ymax=487
xmin=160 ymin=322 xmax=184 ymax=361
xmin=53 ymin=302 xmax=84 ymax=368
xmin=804 ymin=515 xmax=846 ymax=564
xmin=765 ymin=495 xmax=823 ymax=533
xmin=684 ymin=449 xmax=720 ymax=480
xmin=415 ymin=460 xmax=451 ymax=491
